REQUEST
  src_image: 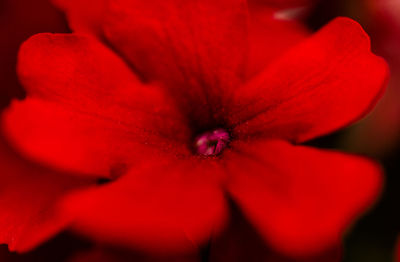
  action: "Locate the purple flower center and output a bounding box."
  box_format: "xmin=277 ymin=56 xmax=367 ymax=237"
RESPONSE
xmin=194 ymin=128 xmax=230 ymax=156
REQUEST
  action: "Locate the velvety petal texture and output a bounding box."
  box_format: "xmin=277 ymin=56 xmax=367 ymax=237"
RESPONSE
xmin=101 ymin=0 xmax=249 ymax=128
xmin=225 ymin=139 xmax=382 ymax=256
xmin=54 ymin=0 xmax=310 ymax=74
xmin=0 ymin=0 xmax=68 ymax=107
xmin=230 ymin=17 xmax=388 ymax=143
xmin=52 ymin=0 xmax=106 ymax=35
xmin=52 ymin=0 xmax=310 ymax=127
xmin=0 ymin=136 xmax=90 ymax=252
xmin=246 ymin=5 xmax=310 ymax=77
xmin=3 ymin=33 xmax=189 ymax=177
xmin=230 ymin=18 xmax=388 ymax=143
xmin=0 ymin=0 xmax=388 ymax=258
xmin=60 ymin=156 xmax=227 ymax=254
xmin=209 ymin=204 xmax=341 ymax=262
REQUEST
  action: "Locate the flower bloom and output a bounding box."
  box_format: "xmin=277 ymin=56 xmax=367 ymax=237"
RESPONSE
xmin=0 ymin=0 xmax=84 ymax=254
xmin=1 ymin=0 xmax=388 ymax=258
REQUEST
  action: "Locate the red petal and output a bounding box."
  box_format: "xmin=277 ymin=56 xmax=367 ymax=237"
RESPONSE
xmin=52 ymin=0 xmax=106 ymax=35
xmin=52 ymin=0 xmax=310 ymax=126
xmin=2 ymin=34 xmax=189 ymax=177
xmin=55 ymin=0 xmax=309 ymax=79
xmin=0 ymin=0 xmax=68 ymax=107
xmin=209 ymin=197 xmax=342 ymax=262
xmin=59 ymin=156 xmax=227 ymax=254
xmin=230 ymin=17 xmax=388 ymax=143
xmin=0 ymin=137 xmax=89 ymax=252
xmin=247 ymin=7 xmax=309 ymax=77
xmin=225 ymin=139 xmax=382 ymax=256
xmin=100 ymin=0 xmax=248 ymax=126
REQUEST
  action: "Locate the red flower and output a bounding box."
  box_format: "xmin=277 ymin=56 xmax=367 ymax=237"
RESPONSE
xmin=1 ymin=0 xmax=387 ymax=258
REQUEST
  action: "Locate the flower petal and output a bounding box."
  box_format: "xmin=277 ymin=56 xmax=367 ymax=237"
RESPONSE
xmin=247 ymin=6 xmax=310 ymax=77
xmin=0 ymin=0 xmax=68 ymax=107
xmin=55 ymin=0 xmax=309 ymax=78
xmin=2 ymin=33 xmax=189 ymax=177
xmin=230 ymin=17 xmax=388 ymax=143
xmin=225 ymin=139 xmax=382 ymax=256
xmin=59 ymin=156 xmax=227 ymax=254
xmin=53 ymin=0 xmax=310 ymax=127
xmin=52 ymin=0 xmax=106 ymax=35
xmin=100 ymin=0 xmax=248 ymax=127
xmin=209 ymin=197 xmax=342 ymax=262
xmin=0 ymin=137 xmax=89 ymax=252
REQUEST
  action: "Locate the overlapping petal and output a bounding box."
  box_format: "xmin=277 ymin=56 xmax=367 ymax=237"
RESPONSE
xmin=0 ymin=1 xmax=387 ymax=259
xmin=60 ymin=156 xmax=227 ymax=254
xmin=2 ymin=33 xmax=189 ymax=177
xmin=0 ymin=0 xmax=68 ymax=107
xmin=225 ymin=139 xmax=382 ymax=256
xmin=59 ymin=0 xmax=248 ymax=87
xmin=0 ymin=136 xmax=90 ymax=252
xmin=52 ymin=0 xmax=106 ymax=35
xmin=52 ymin=0 xmax=310 ymax=128
xmin=209 ymin=196 xmax=342 ymax=262
xmin=101 ymin=0 xmax=248 ymax=127
xmin=230 ymin=17 xmax=388 ymax=143
xmin=247 ymin=6 xmax=309 ymax=77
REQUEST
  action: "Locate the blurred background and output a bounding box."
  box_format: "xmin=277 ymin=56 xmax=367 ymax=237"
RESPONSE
xmin=0 ymin=0 xmax=399 ymax=261
xmin=306 ymin=1 xmax=400 ymax=261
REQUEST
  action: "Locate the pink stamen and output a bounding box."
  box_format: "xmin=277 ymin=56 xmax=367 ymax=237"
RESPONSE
xmin=194 ymin=128 xmax=230 ymax=156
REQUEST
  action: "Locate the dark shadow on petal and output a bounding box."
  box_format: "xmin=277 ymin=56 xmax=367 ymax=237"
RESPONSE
xmin=209 ymin=198 xmax=341 ymax=262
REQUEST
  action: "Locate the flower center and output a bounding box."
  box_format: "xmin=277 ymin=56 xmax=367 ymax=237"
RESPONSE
xmin=194 ymin=128 xmax=230 ymax=156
